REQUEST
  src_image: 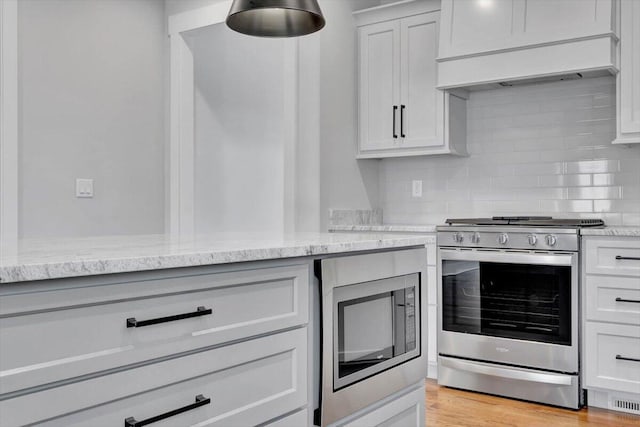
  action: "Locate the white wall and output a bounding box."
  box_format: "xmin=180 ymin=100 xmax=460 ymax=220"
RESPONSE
xmin=18 ymin=0 xmax=166 ymax=238
xmin=379 ymin=76 xmax=640 ymax=226
xmin=316 ymin=0 xmax=380 ymax=231
xmin=166 ymin=0 xmax=381 ymax=233
xmin=190 ymin=24 xmax=287 ymax=234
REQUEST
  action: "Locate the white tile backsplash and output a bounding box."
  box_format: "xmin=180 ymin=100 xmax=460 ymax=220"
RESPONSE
xmin=379 ymin=76 xmax=640 ymax=226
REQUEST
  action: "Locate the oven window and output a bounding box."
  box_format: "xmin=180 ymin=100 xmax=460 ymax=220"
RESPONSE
xmin=442 ymin=260 xmax=571 ymax=345
xmin=337 ymin=287 xmax=416 ymax=379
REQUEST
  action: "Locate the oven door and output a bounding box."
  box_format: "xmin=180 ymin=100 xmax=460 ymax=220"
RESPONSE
xmin=438 ymin=248 xmax=578 ymax=373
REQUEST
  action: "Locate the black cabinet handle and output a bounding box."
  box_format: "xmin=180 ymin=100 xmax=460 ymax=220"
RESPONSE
xmin=400 ymin=105 xmax=406 ymax=138
xmin=616 ymin=355 xmax=640 ymax=363
xmin=616 ymin=297 xmax=640 ymax=304
xmin=393 ymin=106 xmax=398 ymax=139
xmin=125 ymin=394 xmax=210 ymax=427
xmin=127 ymin=306 xmax=212 ymax=328
xmin=616 ymin=255 xmax=640 ymax=261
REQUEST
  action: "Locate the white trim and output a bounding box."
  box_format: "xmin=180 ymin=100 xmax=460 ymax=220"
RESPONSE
xmin=436 ymin=32 xmax=619 ymax=62
xmin=0 ymin=0 xmax=19 ymax=254
xmin=169 ymin=35 xmax=195 ymax=236
xmin=168 ymin=1 xmax=232 ymax=37
xmin=168 ymin=2 xmax=298 ymax=236
xmin=282 ymin=38 xmax=298 ymax=235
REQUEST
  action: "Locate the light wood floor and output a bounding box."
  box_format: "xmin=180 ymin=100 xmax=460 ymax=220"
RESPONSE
xmin=425 ymin=380 xmax=640 ymax=426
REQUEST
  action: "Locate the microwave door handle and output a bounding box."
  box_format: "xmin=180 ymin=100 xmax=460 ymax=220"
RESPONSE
xmin=393 ymin=290 xmax=406 ymax=355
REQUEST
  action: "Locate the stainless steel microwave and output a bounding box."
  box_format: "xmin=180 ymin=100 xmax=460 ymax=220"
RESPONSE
xmin=317 ymin=248 xmax=428 ymax=426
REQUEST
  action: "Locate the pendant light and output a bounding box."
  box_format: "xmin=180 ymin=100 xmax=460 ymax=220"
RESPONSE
xmin=226 ymin=0 xmax=326 ymax=38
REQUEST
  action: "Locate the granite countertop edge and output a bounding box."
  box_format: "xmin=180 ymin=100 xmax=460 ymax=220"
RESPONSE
xmin=0 ymin=232 xmax=432 ymax=284
xmin=328 ymin=224 xmax=438 ymax=233
xmin=329 ymin=223 xmax=640 ymax=237
xmin=579 ymin=227 xmax=640 ymax=237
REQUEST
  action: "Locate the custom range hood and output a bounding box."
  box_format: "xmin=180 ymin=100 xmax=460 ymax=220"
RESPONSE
xmin=436 ymin=0 xmax=619 ymax=90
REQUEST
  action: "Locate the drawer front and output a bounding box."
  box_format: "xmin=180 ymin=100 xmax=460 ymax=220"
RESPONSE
xmin=0 ymin=264 xmax=309 ymax=395
xmin=585 ymin=238 xmax=640 ymax=277
xmin=585 ymin=322 xmax=640 ymax=394
xmin=0 ymin=328 xmax=307 ymax=427
xmin=585 ymin=275 xmax=640 ymax=325
xmin=338 ymin=384 xmax=425 ymax=427
xmin=264 ymin=408 xmax=309 ymax=427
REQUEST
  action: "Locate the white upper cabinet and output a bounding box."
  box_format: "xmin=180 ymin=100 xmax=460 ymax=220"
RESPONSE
xmin=400 ymin=13 xmax=443 ymax=150
xmin=615 ymin=0 xmax=640 ymax=144
xmin=358 ymin=20 xmax=401 ymax=152
xmin=437 ymin=0 xmax=618 ymax=89
xmin=355 ymin=0 xmax=466 ymax=159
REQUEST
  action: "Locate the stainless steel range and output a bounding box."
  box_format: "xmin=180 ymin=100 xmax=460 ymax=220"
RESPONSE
xmin=436 ymin=216 xmax=604 ymax=409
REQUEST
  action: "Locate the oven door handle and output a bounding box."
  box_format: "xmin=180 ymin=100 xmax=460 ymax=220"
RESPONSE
xmin=440 ymin=357 xmax=573 ymax=386
xmin=439 ymin=248 xmax=574 ymax=267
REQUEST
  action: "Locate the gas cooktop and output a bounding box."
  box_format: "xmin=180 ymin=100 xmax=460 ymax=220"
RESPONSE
xmin=444 ymin=216 xmax=604 ymax=227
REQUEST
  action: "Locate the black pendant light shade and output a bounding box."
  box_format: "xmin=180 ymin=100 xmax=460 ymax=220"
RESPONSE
xmin=226 ymin=0 xmax=325 ymax=38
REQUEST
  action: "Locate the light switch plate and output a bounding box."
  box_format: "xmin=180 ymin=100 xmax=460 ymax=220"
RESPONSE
xmin=76 ymin=178 xmax=94 ymax=198
xmin=411 ymin=180 xmax=423 ymax=198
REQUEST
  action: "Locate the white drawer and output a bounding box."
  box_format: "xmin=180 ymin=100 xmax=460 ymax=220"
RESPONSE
xmin=0 ymin=263 xmax=309 ymax=395
xmin=585 ymin=275 xmax=640 ymax=325
xmin=585 ymin=322 xmax=640 ymax=394
xmin=338 ymin=383 xmax=425 ymax=427
xmin=265 ymin=408 xmax=309 ymax=427
xmin=0 ymin=328 xmax=307 ymax=427
xmin=585 ymin=237 xmax=640 ymax=277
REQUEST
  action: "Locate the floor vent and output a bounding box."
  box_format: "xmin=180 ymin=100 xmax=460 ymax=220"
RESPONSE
xmin=610 ymin=396 xmax=640 ymax=415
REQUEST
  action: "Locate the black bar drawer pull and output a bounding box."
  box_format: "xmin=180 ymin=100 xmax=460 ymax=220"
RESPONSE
xmin=125 ymin=394 xmax=210 ymax=427
xmin=400 ymin=105 xmax=406 ymax=138
xmin=393 ymin=105 xmax=398 ymax=139
xmin=616 ymin=255 xmax=640 ymax=261
xmin=616 ymin=355 xmax=640 ymax=363
xmin=616 ymin=297 xmax=640 ymax=304
xmin=127 ymin=306 xmax=212 ymax=328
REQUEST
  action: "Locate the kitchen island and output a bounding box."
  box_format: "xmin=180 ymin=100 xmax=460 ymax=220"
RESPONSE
xmin=0 ymin=232 xmax=431 ymax=427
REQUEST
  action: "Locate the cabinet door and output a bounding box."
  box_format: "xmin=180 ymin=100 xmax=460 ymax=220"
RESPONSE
xmin=619 ymin=0 xmax=640 ymax=137
xmin=358 ymin=20 xmax=401 ymax=152
xmin=339 ymin=384 xmax=425 ymax=427
xmin=400 ymin=12 xmax=443 ymax=149
xmin=2 ymin=328 xmax=307 ymax=427
xmin=584 ymin=322 xmax=640 ymax=394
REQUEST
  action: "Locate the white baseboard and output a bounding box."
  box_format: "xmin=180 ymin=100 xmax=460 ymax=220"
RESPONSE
xmin=427 ymin=361 xmax=438 ymax=380
xmin=587 ymin=389 xmax=640 ymax=415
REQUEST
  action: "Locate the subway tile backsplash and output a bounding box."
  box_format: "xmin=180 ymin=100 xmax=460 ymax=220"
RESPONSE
xmin=379 ymin=76 xmax=640 ymax=226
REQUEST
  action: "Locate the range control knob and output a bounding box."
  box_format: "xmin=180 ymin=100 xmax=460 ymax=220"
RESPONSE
xmin=471 ymin=232 xmax=481 ymax=244
xmin=452 ymin=232 xmax=464 ymax=243
xmin=527 ymin=234 xmax=538 ymax=246
xmin=497 ymin=233 xmax=509 ymax=245
xmin=545 ymin=234 xmax=557 ymax=247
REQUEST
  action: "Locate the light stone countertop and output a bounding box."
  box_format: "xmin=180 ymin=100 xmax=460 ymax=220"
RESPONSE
xmin=0 ymin=232 xmax=432 ymax=284
xmin=580 ymin=227 xmax=640 ymax=237
xmin=328 ymin=224 xmax=438 ymax=233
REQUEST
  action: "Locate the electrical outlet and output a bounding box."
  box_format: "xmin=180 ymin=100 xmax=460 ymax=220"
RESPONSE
xmin=411 ymin=180 xmax=422 ymax=198
xmin=76 ymin=178 xmax=94 ymax=198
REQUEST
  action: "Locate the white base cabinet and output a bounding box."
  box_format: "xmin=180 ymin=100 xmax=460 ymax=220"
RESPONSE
xmin=354 ymin=0 xmax=467 ymax=159
xmin=330 ymin=383 xmax=425 ymax=427
xmin=614 ymin=0 xmax=640 ymax=145
xmin=582 ymin=236 xmax=640 ymax=414
xmin=0 ymin=261 xmax=311 ymax=427
xmin=30 ymin=329 xmax=307 ymax=427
